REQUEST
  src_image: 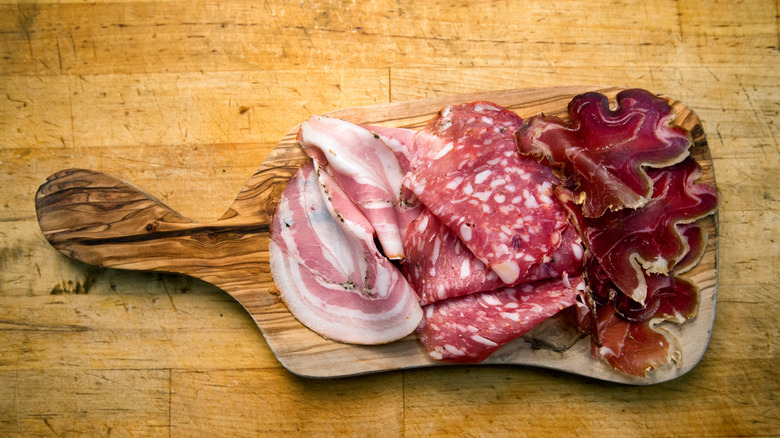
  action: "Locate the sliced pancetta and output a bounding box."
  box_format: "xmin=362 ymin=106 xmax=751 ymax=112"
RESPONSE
xmin=417 ymin=277 xmax=585 ymax=363
xmin=516 ymin=89 xmax=692 ymax=217
xmin=298 ymin=116 xmax=412 ymax=259
xmin=362 ymin=125 xmax=416 ymax=173
xmin=269 ymin=161 xmax=422 ymax=345
xmin=405 ymin=102 xmax=569 ymax=284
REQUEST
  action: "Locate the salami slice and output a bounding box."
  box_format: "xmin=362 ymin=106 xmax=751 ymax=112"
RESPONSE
xmin=402 ymin=208 xmax=585 ymax=306
xmin=405 ymin=102 xmax=570 ymax=284
xmin=417 ymin=277 xmax=585 ymax=363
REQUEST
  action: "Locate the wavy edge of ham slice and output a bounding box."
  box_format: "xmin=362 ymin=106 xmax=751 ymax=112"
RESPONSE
xmin=516 ymin=89 xmax=693 ymax=217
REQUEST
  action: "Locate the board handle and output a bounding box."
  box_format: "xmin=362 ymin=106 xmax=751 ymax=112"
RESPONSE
xmin=34 ymin=169 xmax=271 ymax=282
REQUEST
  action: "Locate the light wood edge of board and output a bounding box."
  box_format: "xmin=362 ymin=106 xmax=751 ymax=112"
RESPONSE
xmin=34 ymin=86 xmax=719 ymax=385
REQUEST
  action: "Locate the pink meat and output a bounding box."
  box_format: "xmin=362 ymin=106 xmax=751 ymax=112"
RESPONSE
xmin=402 ymin=208 xmax=585 ymax=306
xmin=516 ymin=89 xmax=693 ymax=217
xmin=417 ymin=277 xmax=585 ymax=363
xmin=298 ymin=116 xmax=412 ymax=260
xmin=362 ymin=125 xmax=416 ymax=173
xmin=269 ymin=161 xmax=422 ymax=345
xmin=405 ymin=102 xmax=569 ymax=284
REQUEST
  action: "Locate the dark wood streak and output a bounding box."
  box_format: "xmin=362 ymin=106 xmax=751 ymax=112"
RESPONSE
xmin=35 ymin=87 xmax=719 ymax=384
xmin=57 ymin=224 xmax=270 ymax=247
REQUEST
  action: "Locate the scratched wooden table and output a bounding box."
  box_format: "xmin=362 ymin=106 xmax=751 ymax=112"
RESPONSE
xmin=1 ymin=1 xmax=778 ymax=436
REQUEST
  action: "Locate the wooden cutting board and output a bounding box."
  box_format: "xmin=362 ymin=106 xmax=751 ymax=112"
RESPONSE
xmin=34 ymin=86 xmax=719 ymax=384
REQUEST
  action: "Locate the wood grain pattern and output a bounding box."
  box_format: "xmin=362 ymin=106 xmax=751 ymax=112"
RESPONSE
xmin=35 ymin=86 xmax=719 ymax=384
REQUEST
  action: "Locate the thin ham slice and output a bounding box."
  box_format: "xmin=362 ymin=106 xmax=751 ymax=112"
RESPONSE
xmin=298 ymin=116 xmax=413 ymax=259
xmin=417 ymin=277 xmax=585 ymax=363
xmin=563 ymin=158 xmax=720 ymax=304
xmin=583 ymin=220 xmax=709 ymax=376
xmin=516 ymin=89 xmax=692 ymax=217
xmin=405 ymin=102 xmax=569 ymax=284
xmin=590 ymin=306 xmax=681 ymax=378
xmin=269 ymin=161 xmax=422 ymax=345
xmin=402 ymin=208 xmax=585 ymax=306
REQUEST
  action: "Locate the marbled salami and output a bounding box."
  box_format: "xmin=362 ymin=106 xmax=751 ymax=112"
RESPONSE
xmin=417 ymin=277 xmax=585 ymax=363
xmin=405 ymin=102 xmax=570 ymax=284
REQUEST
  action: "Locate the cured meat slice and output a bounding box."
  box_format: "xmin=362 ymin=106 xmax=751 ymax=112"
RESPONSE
xmin=591 ymin=306 xmax=681 ymax=378
xmin=402 ymin=208 xmax=503 ymax=306
xmin=362 ymin=125 xmax=416 ymax=173
xmin=417 ymin=277 xmax=585 ymax=363
xmin=584 ymin=221 xmax=707 ymax=376
xmin=586 ymin=253 xmax=698 ymax=324
xmin=516 ymin=89 xmax=692 ymax=217
xmin=269 ymin=161 xmax=422 ymax=345
xmin=563 ymin=158 xmax=720 ymax=304
xmin=405 ymin=101 xmax=569 ymax=284
xmin=298 ymin=116 xmax=412 ymax=259
xmin=402 ymin=208 xmax=585 ymax=305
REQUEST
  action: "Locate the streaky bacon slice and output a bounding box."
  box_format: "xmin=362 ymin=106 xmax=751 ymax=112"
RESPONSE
xmin=562 ymin=158 xmax=720 ymax=304
xmin=362 ymin=125 xmax=416 ymax=173
xmin=361 ymin=124 xmax=424 ymax=241
xmin=298 ymin=116 xmax=413 ymax=259
xmin=402 ymin=208 xmax=585 ymax=305
xmin=417 ymin=277 xmax=585 ymax=363
xmin=405 ymin=102 xmax=569 ymax=284
xmin=269 ymin=161 xmax=422 ymax=345
xmin=516 ymin=89 xmax=692 ymax=217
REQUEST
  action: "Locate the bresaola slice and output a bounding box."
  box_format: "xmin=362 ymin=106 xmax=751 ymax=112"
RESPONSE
xmin=405 ymin=102 xmax=569 ymax=284
xmin=269 ymin=161 xmax=422 ymax=345
xmin=516 ymin=89 xmax=692 ymax=217
xmin=402 ymin=208 xmax=585 ymax=306
xmin=298 ymin=116 xmax=413 ymax=259
xmin=417 ymin=277 xmax=585 ymax=363
xmin=562 ymin=158 xmax=720 ymax=305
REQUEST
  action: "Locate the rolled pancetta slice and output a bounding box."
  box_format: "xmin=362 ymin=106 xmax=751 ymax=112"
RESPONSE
xmin=298 ymin=116 xmax=414 ymax=259
xmin=269 ymin=161 xmax=422 ymax=345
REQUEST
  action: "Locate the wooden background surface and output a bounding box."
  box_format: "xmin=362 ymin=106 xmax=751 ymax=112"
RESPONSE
xmin=1 ymin=0 xmax=778 ymax=436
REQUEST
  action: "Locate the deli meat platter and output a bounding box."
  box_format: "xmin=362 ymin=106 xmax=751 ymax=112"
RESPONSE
xmin=35 ymin=86 xmax=719 ymax=384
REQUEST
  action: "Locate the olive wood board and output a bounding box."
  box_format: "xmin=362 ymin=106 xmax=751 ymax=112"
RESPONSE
xmin=35 ymin=86 xmax=719 ymax=384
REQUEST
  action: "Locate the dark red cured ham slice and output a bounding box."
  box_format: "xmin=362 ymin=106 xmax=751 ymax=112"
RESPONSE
xmin=563 ymin=158 xmax=720 ymax=304
xmin=417 ymin=277 xmax=585 ymax=363
xmin=298 ymin=116 xmax=413 ymax=260
xmin=583 ymin=221 xmax=708 ymax=376
xmin=405 ymin=102 xmax=569 ymax=284
xmin=590 ymin=306 xmax=680 ymax=378
xmin=516 ymin=89 xmax=692 ymax=217
xmin=402 ymin=208 xmax=585 ymax=306
xmin=269 ymin=161 xmax=422 ymax=345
